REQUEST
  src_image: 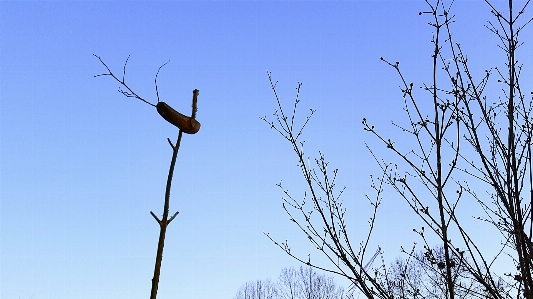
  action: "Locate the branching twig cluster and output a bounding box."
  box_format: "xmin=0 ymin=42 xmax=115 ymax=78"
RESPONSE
xmin=263 ymin=1 xmax=532 ymax=299
xmin=363 ymin=1 xmax=533 ymax=298
xmin=93 ymin=54 xmax=170 ymax=107
xmin=262 ymin=71 xmax=391 ymax=299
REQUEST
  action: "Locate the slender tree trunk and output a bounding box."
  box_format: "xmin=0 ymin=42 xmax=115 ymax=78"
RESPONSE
xmin=150 ymin=130 xmax=183 ymax=299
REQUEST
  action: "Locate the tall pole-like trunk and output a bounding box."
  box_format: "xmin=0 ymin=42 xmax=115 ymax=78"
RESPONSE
xmin=505 ymin=1 xmax=533 ymax=297
xmin=150 ymin=89 xmax=199 ymax=299
xmin=149 ymin=130 xmax=183 ymax=299
xmin=431 ymin=18 xmax=455 ymax=299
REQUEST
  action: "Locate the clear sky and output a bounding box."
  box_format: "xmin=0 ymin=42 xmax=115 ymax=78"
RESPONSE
xmin=1 ymin=1 xmax=532 ymax=299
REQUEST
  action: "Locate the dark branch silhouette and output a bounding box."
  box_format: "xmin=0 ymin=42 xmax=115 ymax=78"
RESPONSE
xmin=264 ymin=1 xmax=532 ymax=299
xmin=94 ymin=54 xmax=201 ymax=299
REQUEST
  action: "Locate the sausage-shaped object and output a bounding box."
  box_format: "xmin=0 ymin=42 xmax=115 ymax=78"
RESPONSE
xmin=156 ymin=101 xmax=201 ymax=134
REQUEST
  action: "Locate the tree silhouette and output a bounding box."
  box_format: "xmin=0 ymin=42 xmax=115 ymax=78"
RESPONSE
xmin=234 ymin=266 xmax=345 ymax=299
xmin=94 ymin=55 xmax=201 ymax=299
xmin=264 ymin=1 xmax=532 ymax=298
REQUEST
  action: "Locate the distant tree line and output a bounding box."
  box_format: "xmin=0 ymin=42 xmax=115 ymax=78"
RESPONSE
xmin=236 ymin=245 xmax=481 ymax=299
xmin=234 ymin=266 xmax=345 ymax=299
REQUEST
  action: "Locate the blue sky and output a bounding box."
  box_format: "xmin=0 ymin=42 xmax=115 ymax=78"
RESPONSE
xmin=1 ymin=1 xmax=532 ymax=299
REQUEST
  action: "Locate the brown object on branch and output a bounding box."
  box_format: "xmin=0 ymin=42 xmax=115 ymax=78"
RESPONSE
xmin=94 ymin=54 xmax=202 ymax=299
xmin=156 ymin=89 xmax=200 ymax=134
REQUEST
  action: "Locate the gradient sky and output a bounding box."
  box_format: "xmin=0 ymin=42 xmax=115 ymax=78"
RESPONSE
xmin=1 ymin=1 xmax=532 ymax=299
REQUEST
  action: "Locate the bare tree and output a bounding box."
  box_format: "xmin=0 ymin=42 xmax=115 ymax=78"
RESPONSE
xmin=384 ymin=245 xmax=487 ymax=299
xmin=278 ymin=267 xmax=300 ymax=299
xmin=362 ymin=0 xmax=533 ymax=298
xmin=235 ymin=279 xmax=280 ymax=299
xmin=235 ymin=266 xmax=344 ymax=299
xmin=278 ymin=266 xmax=345 ymax=299
xmin=264 ymin=1 xmax=532 ymax=299
xmin=262 ymin=72 xmax=391 ymax=299
xmin=94 ymin=55 xmax=201 ymax=299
